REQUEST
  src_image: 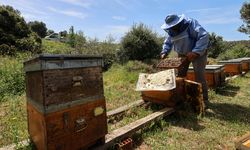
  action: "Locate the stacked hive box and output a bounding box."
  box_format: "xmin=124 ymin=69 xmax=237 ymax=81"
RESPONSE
xmin=218 ymin=59 xmax=242 ymax=76
xmin=24 ymin=54 xmax=107 ymax=150
xmin=187 ymin=65 xmax=225 ymax=88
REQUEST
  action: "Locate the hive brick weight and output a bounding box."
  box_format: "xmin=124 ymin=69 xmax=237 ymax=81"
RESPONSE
xmin=24 ymin=54 xmax=107 ymax=150
xmin=187 ymin=65 xmax=225 ymax=88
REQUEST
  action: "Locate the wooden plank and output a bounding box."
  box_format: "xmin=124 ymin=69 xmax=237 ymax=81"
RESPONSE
xmin=94 ymin=107 xmax=175 ymax=150
xmin=107 ymin=100 xmax=145 ymax=118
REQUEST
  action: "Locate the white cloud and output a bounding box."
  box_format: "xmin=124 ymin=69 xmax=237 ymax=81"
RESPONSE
xmin=58 ymin=0 xmax=92 ymax=8
xmin=186 ymin=7 xmax=221 ymax=13
xmin=200 ymin=17 xmax=240 ymax=25
xmin=112 ymin=16 xmax=126 ymax=21
xmin=47 ymin=7 xmax=88 ymax=19
xmin=186 ymin=6 xmax=241 ymax=25
xmin=107 ymin=25 xmax=130 ymax=34
xmin=0 ymin=0 xmax=47 ymax=21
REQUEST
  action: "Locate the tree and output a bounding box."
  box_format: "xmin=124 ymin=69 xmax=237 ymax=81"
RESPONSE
xmin=47 ymin=29 xmax=54 ymax=36
xmin=238 ymin=2 xmax=250 ymax=36
xmin=59 ymin=30 xmax=67 ymax=38
xmin=119 ymin=23 xmax=161 ymax=61
xmin=0 ymin=5 xmax=41 ymax=55
xmin=28 ymin=21 xmax=47 ymax=38
xmin=207 ymin=32 xmax=225 ymax=58
xmin=68 ymin=26 xmax=75 ymax=47
xmin=74 ymin=31 xmax=86 ymax=52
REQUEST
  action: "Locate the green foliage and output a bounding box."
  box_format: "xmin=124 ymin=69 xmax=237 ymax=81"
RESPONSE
xmin=120 ymin=23 xmax=161 ymax=62
xmin=0 ymin=56 xmax=25 ymax=101
xmin=46 ymin=29 xmax=54 ymax=36
xmin=28 ymin=21 xmax=47 ymax=38
xmin=238 ymin=2 xmax=250 ymax=36
xmin=68 ymin=26 xmax=75 ymax=47
xmin=0 ymin=5 xmax=42 ymax=55
xmin=77 ymin=37 xmax=119 ymax=70
xmin=207 ymin=32 xmax=225 ymax=58
xmin=74 ymin=31 xmax=87 ymax=53
xmin=218 ymin=44 xmax=250 ymax=60
xmin=124 ymin=60 xmax=152 ymax=72
xmin=42 ymin=39 xmax=74 ymax=54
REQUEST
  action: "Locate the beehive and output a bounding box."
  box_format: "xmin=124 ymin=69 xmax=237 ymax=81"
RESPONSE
xmin=24 ymin=54 xmax=107 ymax=150
xmin=186 ymin=65 xmax=225 ymax=88
xmin=232 ymin=58 xmax=250 ymax=73
xmin=218 ymin=59 xmax=242 ymax=76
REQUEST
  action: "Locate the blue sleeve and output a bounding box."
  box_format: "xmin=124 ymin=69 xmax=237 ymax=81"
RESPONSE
xmin=161 ymin=35 xmax=173 ymax=55
xmin=189 ymin=19 xmax=209 ymax=56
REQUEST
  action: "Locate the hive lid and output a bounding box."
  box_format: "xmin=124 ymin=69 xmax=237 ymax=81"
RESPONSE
xmin=136 ymin=69 xmax=176 ymax=91
xmin=189 ymin=65 xmax=224 ymax=70
xmin=218 ymin=59 xmax=243 ymax=63
xmin=24 ymin=54 xmax=103 ymax=72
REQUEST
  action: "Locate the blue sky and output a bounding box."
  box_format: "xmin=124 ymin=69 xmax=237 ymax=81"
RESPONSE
xmin=1 ymin=0 xmax=249 ymax=41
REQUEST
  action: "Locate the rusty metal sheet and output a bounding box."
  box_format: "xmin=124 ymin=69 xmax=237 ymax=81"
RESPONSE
xmin=136 ymin=69 xmax=176 ymax=91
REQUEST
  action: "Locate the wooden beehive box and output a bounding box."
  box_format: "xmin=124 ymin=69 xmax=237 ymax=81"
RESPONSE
xmin=141 ymin=77 xmax=185 ymax=107
xmin=24 ymin=54 xmax=107 ymax=150
xmin=232 ymin=58 xmax=250 ymax=73
xmin=187 ymin=65 xmax=225 ymax=88
xmin=218 ymin=59 xmax=242 ymax=76
xmin=141 ymin=78 xmax=204 ymax=113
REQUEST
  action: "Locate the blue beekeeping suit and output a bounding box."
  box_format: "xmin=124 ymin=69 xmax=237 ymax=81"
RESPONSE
xmin=161 ymin=16 xmax=209 ymax=56
xmin=161 ymin=14 xmax=210 ymax=108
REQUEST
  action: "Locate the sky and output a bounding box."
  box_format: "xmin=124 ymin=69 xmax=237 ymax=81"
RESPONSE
xmin=1 ymin=0 xmax=249 ymax=42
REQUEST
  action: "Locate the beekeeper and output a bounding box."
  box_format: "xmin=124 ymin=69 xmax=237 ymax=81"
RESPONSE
xmin=160 ymin=14 xmax=209 ymax=107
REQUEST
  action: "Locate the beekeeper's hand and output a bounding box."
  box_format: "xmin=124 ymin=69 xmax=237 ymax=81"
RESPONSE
xmin=161 ymin=53 xmax=168 ymax=59
xmin=187 ymin=52 xmax=199 ymax=61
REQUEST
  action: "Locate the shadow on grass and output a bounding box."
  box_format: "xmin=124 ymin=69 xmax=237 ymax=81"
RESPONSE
xmin=215 ymin=84 xmax=240 ymax=97
xmin=166 ymin=112 xmax=205 ymax=131
xmin=206 ymin=102 xmax=250 ymax=124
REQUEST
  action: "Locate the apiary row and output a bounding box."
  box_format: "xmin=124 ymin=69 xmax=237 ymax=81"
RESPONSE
xmin=186 ymin=57 xmax=250 ymax=88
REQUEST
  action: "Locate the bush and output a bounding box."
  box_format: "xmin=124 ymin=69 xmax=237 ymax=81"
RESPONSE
xmin=0 ymin=56 xmax=25 ymax=101
xmin=119 ymin=23 xmax=161 ymax=62
xmin=124 ymin=60 xmax=152 ymax=72
xmin=207 ymin=32 xmax=225 ymax=58
xmin=218 ymin=44 xmax=250 ymax=60
xmin=0 ymin=5 xmax=42 ymax=55
xmin=16 ymin=33 xmax=42 ymax=53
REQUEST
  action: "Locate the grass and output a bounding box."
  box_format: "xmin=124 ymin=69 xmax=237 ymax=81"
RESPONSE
xmin=0 ymin=60 xmax=250 ymax=149
xmin=41 ymin=40 xmax=74 ymax=54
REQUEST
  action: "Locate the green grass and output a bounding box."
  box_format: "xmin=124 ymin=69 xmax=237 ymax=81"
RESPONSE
xmin=0 ymin=60 xmax=250 ymax=149
xmin=41 ymin=40 xmax=74 ymax=54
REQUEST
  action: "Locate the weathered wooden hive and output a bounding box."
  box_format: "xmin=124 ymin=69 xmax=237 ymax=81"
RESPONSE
xmin=218 ymin=59 xmax=243 ymax=76
xmin=24 ymin=54 xmax=107 ymax=150
xmin=187 ymin=65 xmax=225 ymax=88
